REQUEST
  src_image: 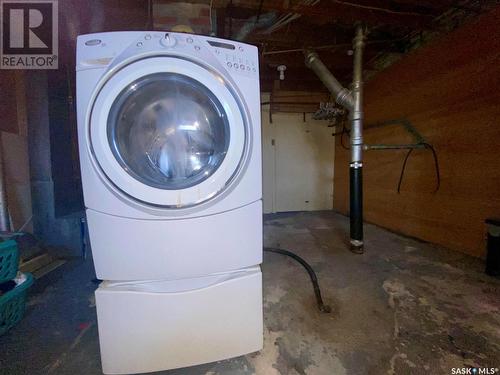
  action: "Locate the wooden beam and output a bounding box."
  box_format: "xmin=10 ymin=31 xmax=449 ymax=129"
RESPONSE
xmin=248 ymin=23 xmax=351 ymax=46
xmin=213 ymin=0 xmax=433 ymax=28
xmin=261 ymin=47 xmax=381 ymax=70
xmin=264 ymin=52 xmax=353 ymax=68
xmin=386 ymin=0 xmax=453 ymax=11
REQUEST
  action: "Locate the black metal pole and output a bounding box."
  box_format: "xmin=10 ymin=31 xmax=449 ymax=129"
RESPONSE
xmin=349 ymin=162 xmax=363 ymax=253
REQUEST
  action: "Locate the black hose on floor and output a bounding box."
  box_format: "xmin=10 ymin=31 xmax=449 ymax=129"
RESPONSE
xmin=264 ymin=247 xmax=332 ymax=313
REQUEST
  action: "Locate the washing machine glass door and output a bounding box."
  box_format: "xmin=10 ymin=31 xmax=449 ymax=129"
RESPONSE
xmin=89 ymin=57 xmax=248 ymax=208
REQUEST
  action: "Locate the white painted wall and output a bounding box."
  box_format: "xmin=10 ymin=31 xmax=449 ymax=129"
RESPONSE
xmin=261 ymin=97 xmax=335 ymax=213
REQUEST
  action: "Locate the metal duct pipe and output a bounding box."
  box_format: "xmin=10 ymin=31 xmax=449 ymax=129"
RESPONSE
xmin=349 ymin=24 xmax=365 ymax=254
xmin=304 ymin=24 xmax=365 ymax=254
xmin=234 ymin=12 xmax=277 ymax=41
xmin=304 ymin=51 xmax=354 ymax=111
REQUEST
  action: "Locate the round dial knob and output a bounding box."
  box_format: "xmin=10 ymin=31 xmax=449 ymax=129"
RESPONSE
xmin=160 ymin=33 xmax=176 ymax=48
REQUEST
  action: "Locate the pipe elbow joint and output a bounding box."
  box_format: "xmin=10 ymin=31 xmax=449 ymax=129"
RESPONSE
xmin=304 ymin=50 xmax=319 ymax=68
xmin=337 ymin=89 xmax=355 ymax=111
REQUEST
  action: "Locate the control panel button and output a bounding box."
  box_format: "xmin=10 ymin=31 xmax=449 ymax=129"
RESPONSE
xmin=160 ymin=33 xmax=176 ymax=48
xmin=194 ymin=45 xmax=201 ymax=51
xmin=227 ymin=62 xmax=232 ymax=68
xmin=234 ymin=64 xmax=239 ymax=69
xmin=136 ymin=42 xmax=143 ymax=47
xmin=187 ymin=37 xmax=193 ymax=43
xmin=240 ymin=64 xmax=245 ymax=69
xmin=144 ymin=34 xmax=151 ymax=40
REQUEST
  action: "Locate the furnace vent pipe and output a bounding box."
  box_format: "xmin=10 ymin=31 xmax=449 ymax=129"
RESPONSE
xmin=304 ymin=24 xmax=365 ymax=254
xmin=304 ymin=52 xmax=354 ymax=111
xmin=349 ymin=25 xmax=365 ymax=254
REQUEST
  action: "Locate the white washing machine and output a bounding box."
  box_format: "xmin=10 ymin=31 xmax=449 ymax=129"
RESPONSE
xmin=76 ymin=32 xmax=262 ymax=374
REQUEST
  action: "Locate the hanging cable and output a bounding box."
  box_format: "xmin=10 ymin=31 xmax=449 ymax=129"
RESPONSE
xmin=397 ymin=148 xmax=414 ymax=193
xmin=340 ymin=116 xmax=350 ymax=150
xmin=334 ymin=116 xmax=440 ymax=194
xmin=397 ymin=143 xmax=440 ymax=194
xmin=423 ymin=142 xmax=440 ymax=192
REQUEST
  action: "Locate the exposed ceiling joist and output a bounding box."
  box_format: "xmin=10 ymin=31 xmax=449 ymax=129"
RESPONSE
xmin=214 ymin=0 xmax=434 ymax=28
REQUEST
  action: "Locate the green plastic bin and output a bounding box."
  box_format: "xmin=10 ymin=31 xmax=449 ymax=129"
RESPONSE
xmin=0 ymin=240 xmax=19 ymax=284
xmin=0 ymin=272 xmax=34 ymax=336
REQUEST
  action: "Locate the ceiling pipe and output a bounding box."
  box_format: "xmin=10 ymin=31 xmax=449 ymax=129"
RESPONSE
xmin=304 ymin=51 xmax=354 ymax=111
xmin=304 ymin=24 xmax=365 ymax=254
xmin=234 ymin=12 xmax=276 ymax=41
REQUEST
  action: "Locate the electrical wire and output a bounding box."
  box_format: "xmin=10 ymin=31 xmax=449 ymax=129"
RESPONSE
xmin=209 ymin=0 xmax=213 ymax=34
xmin=397 ymin=148 xmax=414 ymax=193
xmin=228 ymin=0 xmax=233 ymax=38
xmin=147 ymin=0 xmax=153 ymax=30
xmin=327 ymin=115 xmax=349 ymax=149
xmin=424 ymin=142 xmax=441 ymax=193
xmin=334 ymin=117 xmax=440 ymax=194
xmin=264 ymin=0 xmax=320 ymax=34
xmin=340 ymin=116 xmax=350 ymax=150
xmin=397 ymin=143 xmax=440 ymax=194
xmin=331 ymin=0 xmax=430 ymax=17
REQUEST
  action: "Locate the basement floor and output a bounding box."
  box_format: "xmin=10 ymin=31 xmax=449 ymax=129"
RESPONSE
xmin=1 ymin=211 xmax=499 ymax=375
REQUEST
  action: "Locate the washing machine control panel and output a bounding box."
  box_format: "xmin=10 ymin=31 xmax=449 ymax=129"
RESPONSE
xmin=159 ymin=33 xmax=177 ymax=48
xmin=147 ymin=33 xmax=259 ymax=78
xmin=221 ymin=52 xmax=257 ymax=75
xmin=77 ymin=32 xmax=259 ymax=78
xmin=214 ymin=45 xmax=259 ymax=78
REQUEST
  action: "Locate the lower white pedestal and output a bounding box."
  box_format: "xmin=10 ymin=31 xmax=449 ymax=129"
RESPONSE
xmin=95 ymin=266 xmax=263 ymax=374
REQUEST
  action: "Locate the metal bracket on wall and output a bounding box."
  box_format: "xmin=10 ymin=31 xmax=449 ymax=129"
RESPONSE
xmin=363 ymin=118 xmax=426 ymax=150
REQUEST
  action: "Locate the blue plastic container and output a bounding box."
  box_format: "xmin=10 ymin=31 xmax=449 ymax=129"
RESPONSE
xmin=0 ymin=273 xmax=34 ymax=336
xmin=0 ymin=240 xmax=19 ymax=284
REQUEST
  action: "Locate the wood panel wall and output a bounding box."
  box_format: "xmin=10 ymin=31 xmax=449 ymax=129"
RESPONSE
xmin=334 ymin=6 xmax=500 ymax=257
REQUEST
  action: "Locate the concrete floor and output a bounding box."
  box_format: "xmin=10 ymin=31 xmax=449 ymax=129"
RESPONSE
xmin=1 ymin=211 xmax=499 ymax=374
